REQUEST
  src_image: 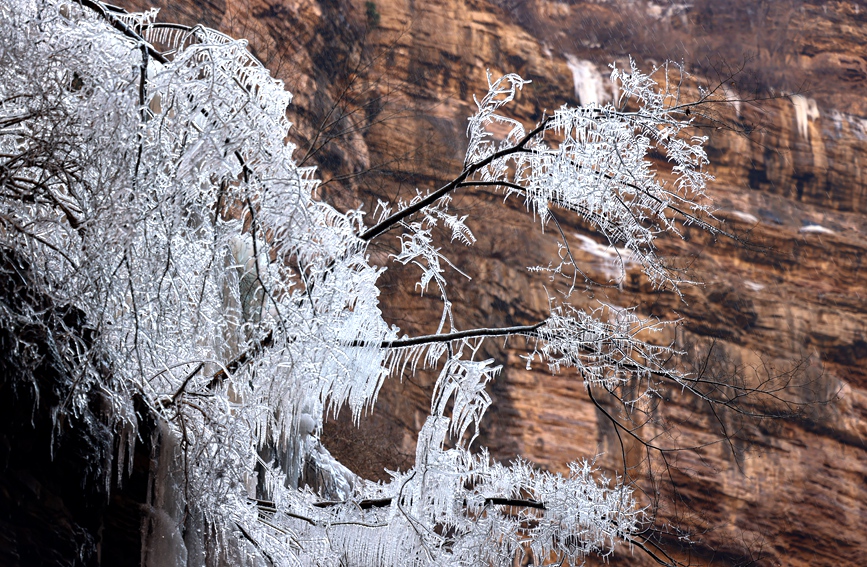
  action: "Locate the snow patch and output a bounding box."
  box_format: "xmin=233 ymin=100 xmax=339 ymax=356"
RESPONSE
xmin=646 ymin=2 xmax=692 ymax=21
xmin=743 ymin=280 xmax=765 ymax=292
xmin=829 ymin=109 xmax=845 ymax=133
xmin=848 ymin=116 xmax=867 ymax=141
xmin=799 ymin=224 xmax=835 ymax=235
xmin=791 ymin=95 xmax=819 ymax=140
xmin=574 ymin=233 xmax=635 ymax=281
xmin=646 ymin=3 xmax=663 ymax=18
xmin=564 ymin=56 xmax=612 ymax=106
xmin=729 ymin=210 xmax=758 ymax=224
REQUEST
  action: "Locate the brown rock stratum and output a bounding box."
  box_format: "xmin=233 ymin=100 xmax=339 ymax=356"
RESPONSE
xmin=118 ymin=0 xmax=867 ymax=565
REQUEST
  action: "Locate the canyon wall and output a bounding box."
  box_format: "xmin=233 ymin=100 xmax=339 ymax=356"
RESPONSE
xmin=30 ymin=0 xmax=867 ymax=565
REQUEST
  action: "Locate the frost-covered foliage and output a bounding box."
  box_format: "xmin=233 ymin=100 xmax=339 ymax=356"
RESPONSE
xmin=0 ymin=1 xmax=714 ymax=565
xmin=464 ymin=70 xmax=711 ymax=291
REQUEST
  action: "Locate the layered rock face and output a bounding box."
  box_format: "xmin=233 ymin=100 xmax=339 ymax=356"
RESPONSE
xmin=108 ymin=0 xmax=867 ymax=564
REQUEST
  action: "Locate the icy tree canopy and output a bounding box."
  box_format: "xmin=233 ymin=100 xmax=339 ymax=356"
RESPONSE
xmin=0 ymin=1 xmax=718 ymax=565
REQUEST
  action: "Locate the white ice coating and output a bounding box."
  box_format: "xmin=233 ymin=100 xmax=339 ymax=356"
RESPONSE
xmin=791 ymin=95 xmax=820 ymax=140
xmin=143 ymin=422 xmax=189 ymax=567
xmin=722 ymin=84 xmax=741 ymax=117
xmin=564 ymin=55 xmax=613 ymax=106
xmin=849 ymin=116 xmax=867 ymax=141
xmin=142 ymin=422 xmax=268 ymax=567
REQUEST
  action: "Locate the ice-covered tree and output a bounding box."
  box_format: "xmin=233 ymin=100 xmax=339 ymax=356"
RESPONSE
xmin=0 ymin=1 xmax=736 ymax=565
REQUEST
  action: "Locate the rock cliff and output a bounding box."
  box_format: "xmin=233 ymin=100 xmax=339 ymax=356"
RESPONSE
xmin=38 ymin=0 xmax=867 ymax=565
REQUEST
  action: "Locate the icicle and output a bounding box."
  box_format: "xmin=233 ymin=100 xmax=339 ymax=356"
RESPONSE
xmin=564 ymin=55 xmax=609 ymax=106
xmin=722 ymin=84 xmax=741 ymax=117
xmin=143 ymin=421 xmax=189 ymax=567
xmin=791 ymin=94 xmax=820 ymax=140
